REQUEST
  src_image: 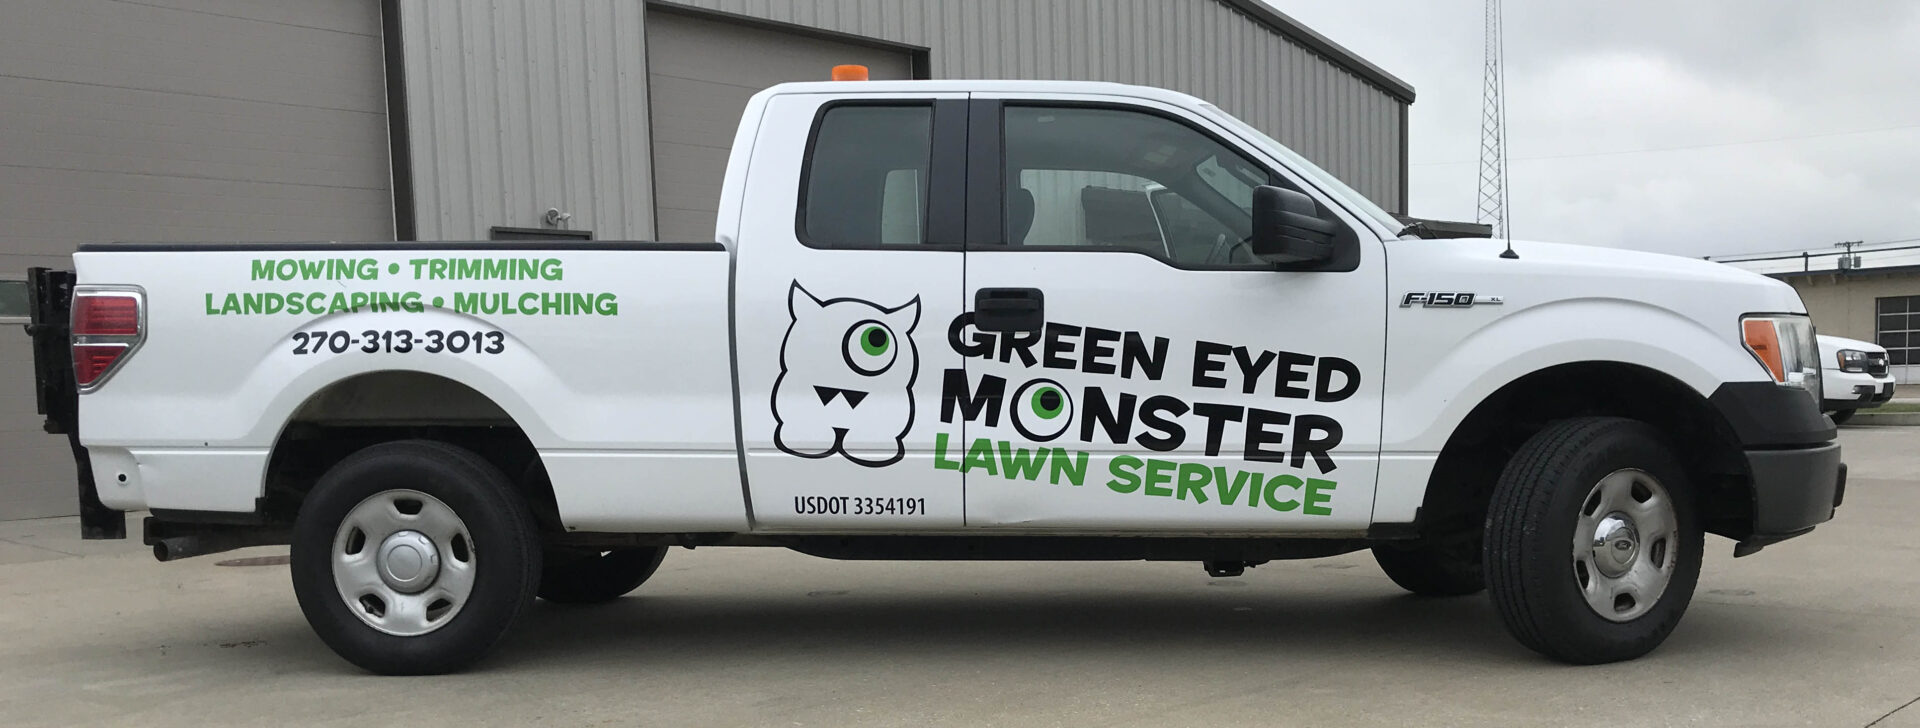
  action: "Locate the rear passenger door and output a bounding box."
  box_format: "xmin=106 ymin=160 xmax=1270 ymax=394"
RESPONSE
xmin=954 ymin=96 xmax=1388 ymax=533
xmin=732 ymin=93 xmax=972 ymax=531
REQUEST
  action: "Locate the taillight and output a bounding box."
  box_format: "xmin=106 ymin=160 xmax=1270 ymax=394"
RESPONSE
xmin=70 ymin=287 xmax=146 ymax=391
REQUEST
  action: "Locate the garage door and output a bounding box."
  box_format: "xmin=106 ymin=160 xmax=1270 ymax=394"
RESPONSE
xmin=0 ymin=0 xmax=393 ymax=520
xmin=646 ymin=10 xmax=912 ymax=241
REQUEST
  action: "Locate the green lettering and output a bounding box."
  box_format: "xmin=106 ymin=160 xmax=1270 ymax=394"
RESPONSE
xmin=1303 ymin=478 xmax=1337 ymax=516
xmin=963 ymin=437 xmax=997 ymax=476
xmin=204 ymin=293 xmax=220 ymax=315
xmin=250 ymin=259 xmax=273 ymax=281
xmin=1107 ymin=456 xmax=1144 ymax=494
xmin=1048 ymin=449 xmax=1087 ymax=486
xmin=997 ymin=441 xmax=1046 ymax=482
xmin=328 ymin=293 xmax=350 ymax=313
xmin=219 ymin=294 xmax=241 ymax=316
xmin=518 ymin=292 xmax=540 ymax=315
xmin=1263 ymin=474 xmax=1303 ymax=512
xmin=933 ymin=433 xmax=961 ymax=471
xmin=409 ymin=259 xmax=429 ymax=279
xmin=1175 ymin=463 xmax=1211 ymax=503
xmin=1142 ymin=459 xmax=1175 ymax=497
xmin=595 ymin=293 xmax=619 ymax=316
xmin=1214 ymin=467 xmax=1252 ymax=506
xmin=541 ymin=258 xmax=564 ymax=281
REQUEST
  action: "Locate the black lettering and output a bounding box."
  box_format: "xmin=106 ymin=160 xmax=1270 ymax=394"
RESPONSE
xmin=1292 ymin=414 xmax=1343 ymax=473
xmin=1191 ymin=402 xmax=1245 ymax=457
xmin=1315 ymin=357 xmax=1361 ymax=402
xmin=948 ymin=313 xmax=993 ymax=358
xmin=1192 ymin=341 xmax=1231 ymax=389
xmin=1042 ymin=322 xmax=1081 ymax=370
xmin=998 ymin=328 xmax=1041 ymax=367
xmin=1121 ymin=332 xmax=1168 ymax=381
xmin=1244 ymin=407 xmax=1292 ymax=463
xmin=940 ymin=369 xmax=1006 ymax=425
xmin=1232 ymin=346 xmax=1277 ymax=395
xmin=1133 ymin=395 xmax=1189 ymax=452
xmin=1080 ymin=387 xmax=1137 ymax=445
xmin=1273 ymin=351 xmax=1313 ymax=399
xmin=1081 ymin=326 xmax=1120 ymax=375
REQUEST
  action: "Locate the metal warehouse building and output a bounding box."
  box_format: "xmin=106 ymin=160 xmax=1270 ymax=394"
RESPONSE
xmin=0 ymin=0 xmax=1413 ymax=519
xmin=1716 ymin=243 xmax=1920 ymax=384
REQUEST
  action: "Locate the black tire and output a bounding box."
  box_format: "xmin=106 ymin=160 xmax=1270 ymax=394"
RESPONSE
xmin=1372 ymin=534 xmax=1484 ymax=596
xmin=291 ymin=440 xmax=541 ymax=675
xmin=1485 ymin=417 xmax=1704 ymax=664
xmin=1828 ymin=409 xmax=1855 ymax=426
xmin=538 ymin=547 xmax=669 ymax=604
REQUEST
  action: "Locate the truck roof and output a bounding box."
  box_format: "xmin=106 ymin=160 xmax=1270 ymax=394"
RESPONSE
xmin=761 ymin=79 xmax=1210 ymax=107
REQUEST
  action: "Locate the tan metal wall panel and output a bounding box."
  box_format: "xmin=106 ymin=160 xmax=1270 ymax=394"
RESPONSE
xmin=0 ymin=0 xmax=391 ymax=520
xmin=644 ymin=10 xmax=912 ymax=241
xmin=663 ymin=0 xmax=1405 ymax=211
xmin=400 ymin=0 xmax=655 ymax=240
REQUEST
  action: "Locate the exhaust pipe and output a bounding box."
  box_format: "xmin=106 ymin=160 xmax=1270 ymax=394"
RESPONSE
xmin=144 ymin=518 xmax=288 ymax=562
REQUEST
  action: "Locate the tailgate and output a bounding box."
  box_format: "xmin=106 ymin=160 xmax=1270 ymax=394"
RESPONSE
xmin=24 ymin=267 xmax=125 ymax=539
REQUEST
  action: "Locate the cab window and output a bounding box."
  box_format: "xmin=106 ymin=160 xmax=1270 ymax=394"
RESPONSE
xmin=800 ymin=104 xmax=933 ymax=247
xmin=1000 ymin=105 xmax=1278 ymax=267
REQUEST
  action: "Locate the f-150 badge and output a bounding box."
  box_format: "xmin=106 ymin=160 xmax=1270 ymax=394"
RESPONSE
xmin=1400 ymin=292 xmax=1504 ymax=308
xmin=772 ymin=282 xmax=921 ymax=467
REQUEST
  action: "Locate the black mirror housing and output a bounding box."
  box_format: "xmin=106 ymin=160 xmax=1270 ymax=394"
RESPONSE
xmin=1250 ymin=185 xmax=1340 ymax=267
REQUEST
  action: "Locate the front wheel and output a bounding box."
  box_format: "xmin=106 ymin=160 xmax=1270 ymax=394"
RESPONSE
xmin=1485 ymin=417 xmax=1704 ymax=664
xmin=1827 ymin=409 xmax=1855 ymax=426
xmin=290 ymin=440 xmax=541 ymax=675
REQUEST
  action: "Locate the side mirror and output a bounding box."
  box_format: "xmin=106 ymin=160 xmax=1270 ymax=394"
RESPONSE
xmin=1250 ymin=185 xmax=1340 ymax=267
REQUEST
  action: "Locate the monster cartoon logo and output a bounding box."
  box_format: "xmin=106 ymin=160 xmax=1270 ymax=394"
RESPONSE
xmin=772 ymin=282 xmax=921 ymax=467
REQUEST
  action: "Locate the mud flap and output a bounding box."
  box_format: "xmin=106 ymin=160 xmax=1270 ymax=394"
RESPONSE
xmin=26 ymin=267 xmax=124 ymax=539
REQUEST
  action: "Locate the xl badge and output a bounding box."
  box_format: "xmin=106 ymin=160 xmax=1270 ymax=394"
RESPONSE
xmin=1400 ymin=292 xmax=1504 ymax=308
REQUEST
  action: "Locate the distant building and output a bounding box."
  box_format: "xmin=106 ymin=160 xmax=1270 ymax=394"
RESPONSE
xmin=1714 ymin=242 xmax=1920 ymax=383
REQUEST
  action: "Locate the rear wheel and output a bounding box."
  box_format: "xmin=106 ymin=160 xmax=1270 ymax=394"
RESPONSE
xmin=539 ymin=547 xmax=669 ymax=604
xmin=290 ymin=440 xmax=541 ymax=675
xmin=1485 ymin=417 xmax=1703 ymax=664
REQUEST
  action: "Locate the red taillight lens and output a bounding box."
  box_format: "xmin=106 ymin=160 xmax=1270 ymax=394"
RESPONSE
xmin=74 ymin=294 xmax=141 ymax=336
xmin=73 ymin=344 xmax=129 ymax=387
xmin=70 ymin=289 xmax=144 ymax=391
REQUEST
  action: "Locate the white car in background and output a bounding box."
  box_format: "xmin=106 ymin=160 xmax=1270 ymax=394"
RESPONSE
xmin=1818 ymin=334 xmax=1896 ymax=424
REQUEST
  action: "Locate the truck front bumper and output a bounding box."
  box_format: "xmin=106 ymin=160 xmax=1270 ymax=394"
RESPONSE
xmin=1740 ymin=443 xmax=1845 ymax=552
xmin=1708 ymin=381 xmax=1845 ymax=555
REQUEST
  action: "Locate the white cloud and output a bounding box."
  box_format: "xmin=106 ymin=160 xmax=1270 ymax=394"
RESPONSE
xmin=1267 ymin=0 xmax=1920 ymax=257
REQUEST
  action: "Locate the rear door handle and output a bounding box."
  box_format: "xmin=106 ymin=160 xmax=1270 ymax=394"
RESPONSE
xmin=974 ymin=287 xmax=1044 ymax=334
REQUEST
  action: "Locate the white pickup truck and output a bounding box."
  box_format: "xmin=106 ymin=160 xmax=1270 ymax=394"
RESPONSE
xmin=22 ymin=79 xmax=1844 ymax=674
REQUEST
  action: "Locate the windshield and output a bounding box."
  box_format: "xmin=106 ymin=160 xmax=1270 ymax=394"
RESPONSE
xmin=1198 ymin=103 xmax=1404 ymax=235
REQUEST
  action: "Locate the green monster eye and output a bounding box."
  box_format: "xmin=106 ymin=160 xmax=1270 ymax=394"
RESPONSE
xmin=861 ymin=325 xmax=890 ymax=356
xmin=1032 ymin=386 xmax=1064 ymax=419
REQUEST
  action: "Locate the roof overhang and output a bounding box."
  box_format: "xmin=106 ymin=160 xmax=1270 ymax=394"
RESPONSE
xmin=1216 ymin=0 xmax=1416 ymax=104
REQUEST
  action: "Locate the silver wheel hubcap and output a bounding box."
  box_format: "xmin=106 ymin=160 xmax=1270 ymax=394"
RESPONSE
xmin=1573 ymin=469 xmax=1677 ymax=622
xmin=332 ymin=490 xmax=475 ymax=637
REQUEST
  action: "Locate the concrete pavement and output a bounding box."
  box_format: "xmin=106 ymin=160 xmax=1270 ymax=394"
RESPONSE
xmin=2 ymin=427 xmax=1918 ymax=727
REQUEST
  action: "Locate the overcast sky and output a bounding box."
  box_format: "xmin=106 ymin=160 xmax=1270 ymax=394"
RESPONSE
xmin=1269 ymin=1 xmax=1920 ymax=258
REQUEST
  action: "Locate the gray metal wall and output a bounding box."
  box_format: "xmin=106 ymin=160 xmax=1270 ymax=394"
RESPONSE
xmin=395 ymin=0 xmax=657 ymax=241
xmin=399 ymin=0 xmax=1409 ymax=241
xmin=0 ymin=0 xmax=393 ymax=520
xmin=664 ymin=0 xmax=1408 ymax=212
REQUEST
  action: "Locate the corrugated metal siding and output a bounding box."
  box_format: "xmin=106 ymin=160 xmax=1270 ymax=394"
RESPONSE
xmin=662 ymin=0 xmax=1406 ymax=211
xmin=400 ymin=0 xmax=1405 ymax=238
xmin=399 ymin=0 xmax=655 ymax=240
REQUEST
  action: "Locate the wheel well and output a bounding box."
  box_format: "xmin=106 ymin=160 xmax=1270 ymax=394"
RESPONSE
xmin=259 ymin=371 xmax=563 ymax=532
xmin=1419 ymin=362 xmax=1754 ymax=542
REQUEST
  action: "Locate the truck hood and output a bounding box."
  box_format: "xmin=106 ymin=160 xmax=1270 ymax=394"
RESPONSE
xmin=1413 ymin=236 xmax=1797 ymax=311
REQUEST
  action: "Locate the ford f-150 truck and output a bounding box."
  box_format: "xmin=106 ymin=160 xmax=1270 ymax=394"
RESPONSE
xmin=20 ymin=78 xmax=1844 ymax=674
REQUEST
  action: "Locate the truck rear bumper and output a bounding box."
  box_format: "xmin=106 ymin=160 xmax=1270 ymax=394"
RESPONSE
xmin=1739 ymin=443 xmax=1844 ymax=553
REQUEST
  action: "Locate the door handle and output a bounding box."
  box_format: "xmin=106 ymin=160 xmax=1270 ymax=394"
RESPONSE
xmin=974 ymin=288 xmax=1044 ymax=334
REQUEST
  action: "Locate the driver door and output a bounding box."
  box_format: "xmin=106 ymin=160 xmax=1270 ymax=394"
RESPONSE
xmin=954 ymin=96 xmax=1387 ymax=533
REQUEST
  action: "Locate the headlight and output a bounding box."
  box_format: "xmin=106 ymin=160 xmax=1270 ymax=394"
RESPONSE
xmin=1837 ymin=349 xmax=1871 ymax=373
xmin=1741 ymin=315 xmax=1820 ymax=397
